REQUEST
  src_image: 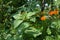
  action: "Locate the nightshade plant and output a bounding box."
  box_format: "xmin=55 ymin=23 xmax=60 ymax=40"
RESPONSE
xmin=0 ymin=0 xmax=60 ymax=40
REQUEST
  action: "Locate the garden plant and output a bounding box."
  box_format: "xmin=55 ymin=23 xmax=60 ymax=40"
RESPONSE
xmin=0 ymin=0 xmax=60 ymax=40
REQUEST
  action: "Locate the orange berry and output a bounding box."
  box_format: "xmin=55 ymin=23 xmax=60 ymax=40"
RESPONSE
xmin=49 ymin=11 xmax=54 ymax=16
xmin=54 ymin=10 xmax=59 ymax=15
xmin=40 ymin=16 xmax=46 ymax=21
xmin=49 ymin=10 xmax=59 ymax=16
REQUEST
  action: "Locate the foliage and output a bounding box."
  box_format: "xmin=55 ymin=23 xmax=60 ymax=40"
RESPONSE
xmin=0 ymin=0 xmax=60 ymax=40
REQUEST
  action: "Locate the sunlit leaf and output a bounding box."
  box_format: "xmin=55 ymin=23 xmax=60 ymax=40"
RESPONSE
xmin=46 ymin=36 xmax=54 ymax=40
xmin=25 ymin=27 xmax=42 ymax=37
xmin=26 ymin=12 xmax=36 ymax=19
xmin=14 ymin=20 xmax=23 ymax=28
xmin=46 ymin=28 xmax=51 ymax=35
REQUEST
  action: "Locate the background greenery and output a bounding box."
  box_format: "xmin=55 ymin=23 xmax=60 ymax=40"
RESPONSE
xmin=0 ymin=0 xmax=60 ymax=40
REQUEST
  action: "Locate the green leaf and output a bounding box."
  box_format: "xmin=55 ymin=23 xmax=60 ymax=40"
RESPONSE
xmin=54 ymin=0 xmax=60 ymax=6
xmin=5 ymin=34 xmax=14 ymax=40
xmin=57 ymin=20 xmax=60 ymax=27
xmin=17 ymin=22 xmax=30 ymax=33
xmin=57 ymin=35 xmax=60 ymax=40
xmin=13 ymin=34 xmax=24 ymax=40
xmin=30 ymin=17 xmax=36 ymax=22
xmin=18 ymin=35 xmax=24 ymax=40
xmin=46 ymin=28 xmax=51 ymax=35
xmin=51 ymin=20 xmax=60 ymax=28
xmin=46 ymin=36 xmax=54 ymax=40
xmin=13 ymin=13 xmax=22 ymax=20
xmin=26 ymin=12 xmax=36 ymax=19
xmin=25 ymin=27 xmax=42 ymax=38
xmin=13 ymin=11 xmax=27 ymax=20
xmin=13 ymin=12 xmax=36 ymax=20
xmin=20 ymin=22 xmax=30 ymax=29
xmin=14 ymin=20 xmax=23 ymax=28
